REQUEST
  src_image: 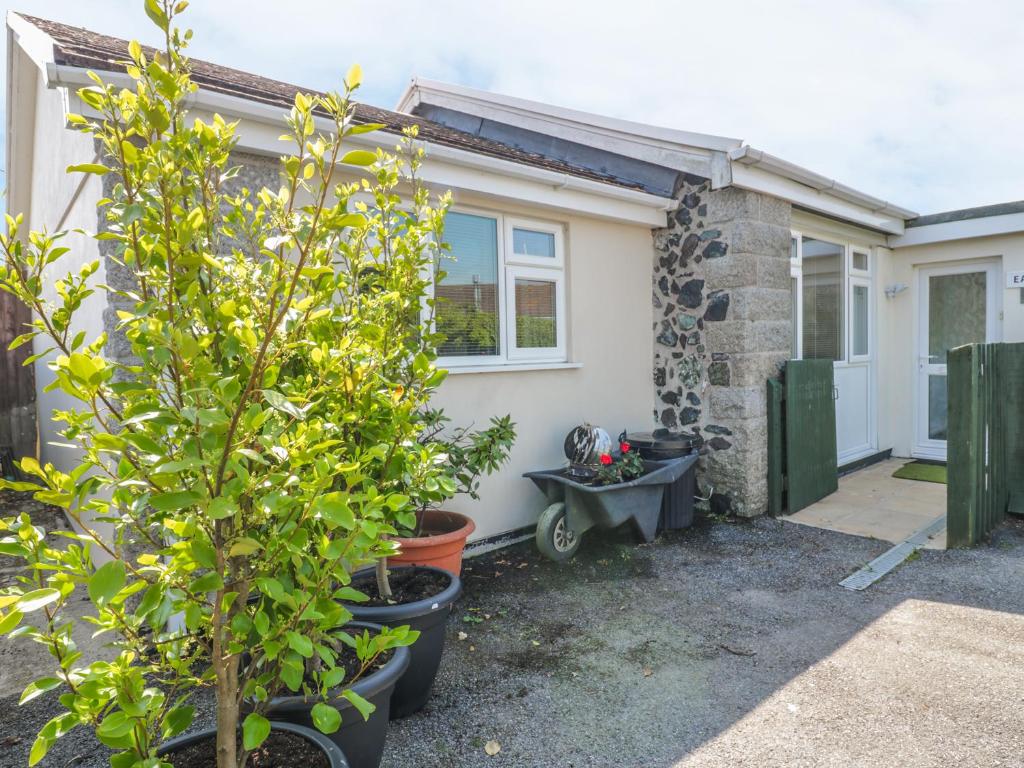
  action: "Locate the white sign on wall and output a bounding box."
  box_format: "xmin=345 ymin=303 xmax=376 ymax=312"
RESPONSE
xmin=1007 ymin=270 xmax=1024 ymax=288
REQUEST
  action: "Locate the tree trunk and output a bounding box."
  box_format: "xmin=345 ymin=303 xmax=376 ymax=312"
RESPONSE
xmin=375 ymin=557 xmax=392 ymax=600
xmin=214 ymin=631 xmax=239 ymax=768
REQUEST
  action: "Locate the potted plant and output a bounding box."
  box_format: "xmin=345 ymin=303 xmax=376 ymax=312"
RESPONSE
xmin=0 ymin=3 xmax=452 ymax=767
xmin=387 ymin=409 xmax=516 ymax=575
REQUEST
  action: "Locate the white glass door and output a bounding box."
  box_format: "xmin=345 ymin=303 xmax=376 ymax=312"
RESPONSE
xmin=915 ymin=262 xmax=1000 ymax=460
xmin=792 ymin=233 xmax=876 ymax=466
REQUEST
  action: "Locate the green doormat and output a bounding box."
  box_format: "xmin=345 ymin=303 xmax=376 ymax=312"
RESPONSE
xmin=892 ymin=461 xmax=947 ymax=484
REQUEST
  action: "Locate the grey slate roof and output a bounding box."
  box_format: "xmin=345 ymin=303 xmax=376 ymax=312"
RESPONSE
xmin=19 ymin=13 xmax=647 ymax=193
xmin=906 ymin=200 xmax=1024 ymax=228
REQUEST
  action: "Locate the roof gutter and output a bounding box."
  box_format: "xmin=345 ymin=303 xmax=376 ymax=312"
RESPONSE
xmin=729 ymin=146 xmax=917 ymax=220
xmin=46 ymin=63 xmax=678 ymax=216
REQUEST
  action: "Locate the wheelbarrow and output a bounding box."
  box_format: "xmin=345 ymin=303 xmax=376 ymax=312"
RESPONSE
xmin=524 ymin=454 xmax=699 ymax=561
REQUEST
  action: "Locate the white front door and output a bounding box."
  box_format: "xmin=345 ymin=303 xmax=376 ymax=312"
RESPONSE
xmin=914 ymin=262 xmax=1000 ymax=460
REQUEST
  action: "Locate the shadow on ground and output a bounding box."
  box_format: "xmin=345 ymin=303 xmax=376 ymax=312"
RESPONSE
xmin=3 ymin=513 xmax=1024 ymax=768
xmin=379 ymin=516 xmax=1024 ymax=768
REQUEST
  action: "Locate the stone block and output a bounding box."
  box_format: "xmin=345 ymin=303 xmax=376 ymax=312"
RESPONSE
xmin=728 ymin=353 xmax=788 ymax=387
xmin=709 ymin=386 xmax=765 ymax=419
xmin=705 ymin=321 xmax=751 ymax=353
xmin=704 ymin=252 xmax=758 ymax=289
xmin=726 ymin=220 xmax=791 ymax=258
xmin=727 ymin=287 xmax=792 ymax=322
xmin=753 ymin=320 xmax=792 ymax=354
xmin=704 ymin=187 xmax=762 ymax=224
xmin=758 ymin=255 xmax=792 ymax=290
xmin=759 ymin=194 xmax=792 ymax=228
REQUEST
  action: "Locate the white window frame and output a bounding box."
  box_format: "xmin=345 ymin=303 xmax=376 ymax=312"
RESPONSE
xmin=790 ymin=232 xmax=803 ymax=359
xmin=850 ymin=246 xmax=871 ymax=276
xmin=848 ymin=275 xmax=872 ymax=362
xmin=505 ymin=217 xmax=565 ymax=269
xmin=506 ymin=264 xmax=566 ymax=361
xmin=432 ymin=208 xmax=567 ymax=368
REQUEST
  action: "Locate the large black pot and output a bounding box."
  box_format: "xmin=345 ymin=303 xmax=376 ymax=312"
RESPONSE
xmin=159 ymin=721 xmax=348 ymax=768
xmin=344 ymin=565 xmax=462 ymax=719
xmin=265 ymin=621 xmax=410 ymax=768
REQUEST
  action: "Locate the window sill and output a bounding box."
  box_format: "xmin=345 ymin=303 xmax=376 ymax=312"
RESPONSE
xmin=443 ymin=361 xmax=583 ymax=375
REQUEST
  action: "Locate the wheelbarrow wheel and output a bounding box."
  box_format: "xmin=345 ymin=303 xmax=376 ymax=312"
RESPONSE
xmin=536 ymin=502 xmax=580 ymax=561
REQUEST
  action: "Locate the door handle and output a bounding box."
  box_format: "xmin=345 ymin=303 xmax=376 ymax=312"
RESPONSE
xmin=833 ymin=386 xmax=839 ymax=401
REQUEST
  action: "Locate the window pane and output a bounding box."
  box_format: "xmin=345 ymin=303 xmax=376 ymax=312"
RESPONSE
xmin=513 ymin=228 xmax=556 ymax=259
xmin=436 ymin=212 xmax=499 ymax=357
xmin=852 ymin=250 xmax=868 ymax=271
xmin=791 ymin=277 xmax=799 ymax=359
xmin=801 ymin=237 xmax=844 ymax=361
xmin=515 ymin=278 xmax=557 ymax=348
xmin=928 ymin=374 xmax=948 ymax=440
xmin=852 ymin=284 xmax=869 ymax=356
xmin=928 ymin=272 xmax=987 ymax=365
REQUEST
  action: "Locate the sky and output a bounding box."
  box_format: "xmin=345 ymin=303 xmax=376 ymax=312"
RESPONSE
xmin=3 ymin=0 xmax=1024 ymax=215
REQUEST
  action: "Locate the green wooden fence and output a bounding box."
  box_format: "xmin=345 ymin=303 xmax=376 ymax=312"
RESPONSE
xmin=947 ymin=342 xmax=1024 ymax=546
xmin=767 ymin=359 xmax=838 ymax=515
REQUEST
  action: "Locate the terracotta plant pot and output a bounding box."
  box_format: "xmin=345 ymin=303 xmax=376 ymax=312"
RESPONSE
xmin=389 ymin=509 xmax=475 ymax=575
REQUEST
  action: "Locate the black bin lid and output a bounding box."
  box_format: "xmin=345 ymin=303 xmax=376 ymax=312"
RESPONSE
xmin=623 ymin=429 xmax=695 ymax=451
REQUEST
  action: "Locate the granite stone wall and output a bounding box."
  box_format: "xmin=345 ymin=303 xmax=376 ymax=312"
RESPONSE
xmin=100 ymin=150 xmax=280 ymax=370
xmin=653 ymin=174 xmax=792 ymax=516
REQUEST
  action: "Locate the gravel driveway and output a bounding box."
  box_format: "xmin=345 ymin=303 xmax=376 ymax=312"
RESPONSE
xmin=3 ymin=513 xmax=1023 ymax=768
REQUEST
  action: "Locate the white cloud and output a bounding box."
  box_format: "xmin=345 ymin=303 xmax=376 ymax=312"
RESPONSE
xmin=5 ymin=0 xmax=1024 ymax=213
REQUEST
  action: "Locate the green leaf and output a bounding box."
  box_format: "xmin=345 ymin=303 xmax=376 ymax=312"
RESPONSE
xmin=66 ymin=163 xmax=109 ymax=175
xmin=228 ymin=537 xmax=261 ymax=556
xmin=19 ymin=677 xmax=62 ymax=704
xmin=261 ymin=389 xmax=304 ymax=420
xmin=287 ymin=631 xmax=313 ymax=658
xmin=88 ymin=561 xmax=126 ymax=605
xmin=341 ymin=688 xmax=376 ymax=721
xmin=312 ymin=492 xmax=354 ymax=529
xmin=190 ymin=571 xmax=223 ymax=593
xmin=144 ymin=0 xmax=169 ymax=30
xmin=207 ymin=497 xmax=237 ymax=520
xmin=0 ymin=609 xmax=23 ymax=634
xmin=151 ymin=490 xmax=202 ymax=511
xmin=162 ymin=706 xmax=194 ymax=739
xmin=344 ymin=63 xmax=363 ymax=90
xmin=340 ymin=150 xmax=377 ymax=167
xmin=18 ymin=588 xmax=61 ymax=612
xmin=242 ymin=713 xmax=270 ymax=750
xmin=311 ymin=702 xmax=341 ymax=734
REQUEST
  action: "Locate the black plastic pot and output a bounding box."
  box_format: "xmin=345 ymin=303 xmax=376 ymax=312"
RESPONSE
xmin=159 ymin=721 xmax=348 ymax=768
xmin=344 ymin=565 xmax=462 ymax=719
xmin=265 ymin=621 xmax=410 ymax=768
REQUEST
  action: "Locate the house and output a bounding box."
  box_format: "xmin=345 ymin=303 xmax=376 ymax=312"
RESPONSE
xmin=4 ymin=13 xmax=1022 ymax=546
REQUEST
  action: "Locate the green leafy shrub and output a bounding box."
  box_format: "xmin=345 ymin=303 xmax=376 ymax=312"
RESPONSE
xmin=0 ymin=2 xmax=454 ymax=767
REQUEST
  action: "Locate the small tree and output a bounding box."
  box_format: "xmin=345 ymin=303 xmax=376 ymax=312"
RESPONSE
xmin=0 ymin=2 xmax=452 ymax=767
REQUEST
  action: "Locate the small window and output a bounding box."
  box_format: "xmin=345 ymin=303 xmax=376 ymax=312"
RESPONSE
xmin=851 ymin=281 xmax=869 ymax=358
xmin=507 ymin=268 xmax=565 ymax=360
xmin=852 ymin=248 xmax=870 ymax=273
xmin=435 ymin=211 xmax=566 ymax=366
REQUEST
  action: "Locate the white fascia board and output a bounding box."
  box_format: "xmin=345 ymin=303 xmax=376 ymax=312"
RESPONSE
xmin=398 ymin=77 xmax=740 ymax=175
xmin=49 ymin=64 xmax=673 ymax=227
xmin=888 ymin=213 xmax=1024 ymax=247
xmin=730 ymin=163 xmax=906 ymax=235
xmin=729 ymin=146 xmax=917 ymax=223
xmin=7 ymin=12 xmax=58 ymax=73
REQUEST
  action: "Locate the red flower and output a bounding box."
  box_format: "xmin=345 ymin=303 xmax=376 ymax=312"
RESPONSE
xmin=620 ymin=441 xmax=631 ymax=453
xmin=599 ymin=453 xmax=613 ymax=466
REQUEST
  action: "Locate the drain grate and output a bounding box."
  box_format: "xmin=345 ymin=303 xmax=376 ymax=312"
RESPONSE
xmin=839 ymin=515 xmax=946 ymax=591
